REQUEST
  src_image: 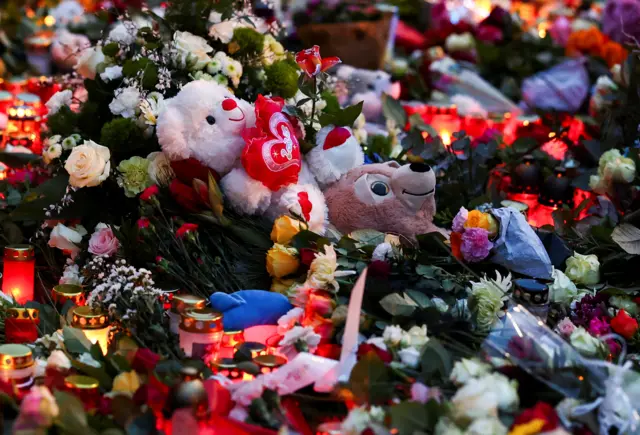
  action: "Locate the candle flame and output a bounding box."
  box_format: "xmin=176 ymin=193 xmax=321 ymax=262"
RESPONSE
xmin=441 ymin=131 xmax=452 ymax=148
xmin=44 ymin=15 xmax=56 ymax=27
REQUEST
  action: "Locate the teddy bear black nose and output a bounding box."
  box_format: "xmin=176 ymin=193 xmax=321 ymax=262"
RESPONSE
xmin=410 ymin=163 xmax=431 ymax=173
xmin=206 ymin=115 xmax=216 ymax=125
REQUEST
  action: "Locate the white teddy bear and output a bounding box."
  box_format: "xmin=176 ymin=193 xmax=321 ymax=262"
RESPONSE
xmin=156 ymin=80 xmax=255 ymax=176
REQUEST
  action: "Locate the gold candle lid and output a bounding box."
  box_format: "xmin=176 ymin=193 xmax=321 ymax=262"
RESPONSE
xmin=52 ymin=284 xmax=84 ymax=305
xmin=0 ymin=344 xmax=34 ymax=370
xmin=71 ymin=306 xmax=109 ymax=329
xmin=179 ymin=308 xmax=222 ymax=333
xmin=7 ymin=307 xmax=39 ymax=321
xmin=64 ymin=375 xmax=99 ymax=389
xmin=224 ymin=330 xmax=243 ymax=336
xmin=254 ymin=355 xmax=287 ymax=368
xmin=4 ymin=244 xmax=35 ymax=261
xmin=212 ymin=357 xmax=237 ymax=369
xmin=171 ymin=294 xmax=206 ymax=314
xmin=235 ymin=342 xmax=265 ymax=353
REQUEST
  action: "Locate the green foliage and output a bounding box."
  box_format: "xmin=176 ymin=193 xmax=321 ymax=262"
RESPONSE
xmin=231 ymin=27 xmax=265 ymax=56
xmin=265 ymin=59 xmax=300 ymax=99
xmin=164 ymin=0 xmax=216 ymax=37
xmin=100 ymin=118 xmax=145 ymax=154
xmin=319 ymin=101 xmax=363 ymax=127
xmin=47 ymin=106 xmax=79 ymax=137
xmin=348 ymin=352 xmax=392 ymax=405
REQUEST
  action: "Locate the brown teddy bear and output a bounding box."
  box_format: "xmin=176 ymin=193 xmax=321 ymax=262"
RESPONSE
xmin=322 ymin=161 xmax=448 ymax=240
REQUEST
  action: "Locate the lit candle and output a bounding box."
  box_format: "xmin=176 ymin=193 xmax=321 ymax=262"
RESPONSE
xmin=0 ymin=91 xmax=14 ymax=114
xmin=64 ymin=375 xmax=100 ymax=410
xmin=70 ymin=306 xmax=110 ymax=354
xmin=5 ymin=76 xmax=28 ymax=95
xmin=168 ymin=294 xmax=206 ymax=335
xmin=2 ymin=104 xmax=41 ymax=153
xmin=0 ymin=344 xmax=35 ymax=394
xmin=235 ymin=342 xmax=267 ymax=359
xmin=178 ymin=308 xmax=223 ymax=358
xmin=2 ymin=245 xmax=35 ymax=304
xmin=219 ymin=330 xmax=245 ymax=358
xmin=210 ymin=357 xmax=247 ymax=381
xmin=4 ymin=308 xmax=39 ymax=344
xmin=52 ymin=284 xmax=85 ymax=309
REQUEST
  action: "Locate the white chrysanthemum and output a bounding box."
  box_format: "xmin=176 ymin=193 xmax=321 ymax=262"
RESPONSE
xmin=43 ymin=142 xmax=62 ymax=164
xmin=468 ymin=271 xmax=511 ymax=330
xmin=306 ymin=244 xmax=355 ymax=291
xmin=213 ymin=74 xmax=229 ymax=86
xmin=109 ymin=86 xmax=141 ymax=118
xmin=100 ymin=65 xmax=123 ymax=82
xmin=107 ymin=22 xmax=137 ymax=46
xmin=45 ymin=90 xmax=73 ymax=115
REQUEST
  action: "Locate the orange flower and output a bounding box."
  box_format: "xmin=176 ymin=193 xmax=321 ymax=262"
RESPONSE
xmin=566 ymin=27 xmax=605 ymax=57
xmin=464 ymin=210 xmax=490 ymax=230
xmin=600 ymin=40 xmax=628 ymax=68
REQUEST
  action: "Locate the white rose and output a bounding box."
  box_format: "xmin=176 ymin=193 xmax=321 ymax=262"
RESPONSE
xmin=46 ymin=350 xmax=71 ymax=370
xmin=549 ymin=268 xmax=578 ymax=305
xmin=172 ymin=31 xmax=213 ymax=71
xmin=45 ymin=90 xmax=73 ymax=115
xmin=401 ymin=325 xmax=429 ymax=348
xmin=365 ymin=336 xmax=388 ymax=352
xmin=382 ymin=325 xmax=404 ymax=346
xmin=48 ymin=224 xmax=87 ymax=258
xmin=570 ymin=326 xmax=605 ymax=357
xmin=445 ymin=32 xmax=475 ymax=52
xmin=100 ymin=65 xmax=123 ymax=82
xmin=59 ymin=263 xmax=83 ymax=285
xmin=75 ymin=46 xmax=105 ymax=79
xmin=466 ymin=417 xmax=507 ymax=435
xmin=398 ymin=346 xmax=421 ymax=368
xmin=146 ymin=151 xmax=175 ymax=186
xmin=604 ymin=157 xmax=636 ymax=184
xmin=451 ymin=377 xmax=499 ymax=420
xmin=43 ymin=142 xmax=62 ymax=164
xmin=341 ymin=407 xmax=371 ymax=435
xmin=107 ymin=22 xmax=137 ymax=46
xmin=565 ymin=252 xmax=600 ymax=286
xmin=478 ymin=373 xmax=519 ymax=411
xmin=209 ymin=20 xmax=240 ymax=44
xmin=65 ymin=140 xmax=111 ymax=188
xmin=109 ymin=86 xmax=141 ymax=118
xmin=449 ymin=358 xmax=491 ymax=385
xmin=434 ymin=418 xmax=463 ymax=435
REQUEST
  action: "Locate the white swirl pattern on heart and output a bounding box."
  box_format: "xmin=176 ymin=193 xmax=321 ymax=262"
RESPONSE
xmin=261 ymin=112 xmax=300 ymax=173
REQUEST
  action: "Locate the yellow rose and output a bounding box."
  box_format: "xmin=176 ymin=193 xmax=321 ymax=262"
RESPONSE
xmin=565 ymin=252 xmax=600 ymax=285
xmin=464 ymin=210 xmax=490 ymax=230
xmin=266 ymin=244 xmax=300 ymax=278
xmin=270 ymin=216 xmax=301 ymax=244
xmin=271 ymin=278 xmax=296 ymax=293
xmin=111 ymin=370 xmax=141 ymax=397
xmin=64 ymin=140 xmax=111 ymax=188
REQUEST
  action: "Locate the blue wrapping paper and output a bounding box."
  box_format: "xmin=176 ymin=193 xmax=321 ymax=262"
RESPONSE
xmin=490 ymin=208 xmax=553 ymax=279
xmin=521 ymin=58 xmax=589 ymax=113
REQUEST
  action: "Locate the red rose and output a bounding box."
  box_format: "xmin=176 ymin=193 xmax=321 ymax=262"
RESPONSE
xmin=513 ymin=402 xmax=559 ymax=432
xmin=170 ymin=158 xmax=219 ymax=187
xmin=132 ymin=348 xmax=161 ymax=373
xmin=137 ymin=217 xmax=150 ymax=229
xmin=357 ymin=343 xmax=393 ymax=364
xmin=140 ymin=185 xmax=159 ymax=201
xmin=300 ymin=248 xmax=316 ymax=266
xmin=169 ymin=179 xmax=202 ymax=212
xmin=610 ymin=310 xmax=639 ymax=339
xmin=295 ymin=45 xmax=341 ymax=77
xmin=369 ymin=260 xmax=391 ymax=278
xmin=176 ymin=223 xmax=198 ymax=238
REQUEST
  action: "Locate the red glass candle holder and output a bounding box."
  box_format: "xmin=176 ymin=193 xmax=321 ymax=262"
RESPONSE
xmin=219 ymin=330 xmax=245 ymax=358
xmin=0 ymin=91 xmax=14 ymax=114
xmin=462 ymin=114 xmax=487 ymax=138
xmin=52 ymin=284 xmax=85 ymax=308
xmin=4 ymin=308 xmax=39 ymax=344
xmin=2 ymin=105 xmax=42 ymax=153
xmin=64 ymin=375 xmax=100 ymax=410
xmin=2 ymin=245 xmax=35 ymax=304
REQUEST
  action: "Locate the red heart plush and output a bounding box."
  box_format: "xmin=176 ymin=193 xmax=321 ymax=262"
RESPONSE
xmin=323 ymin=126 xmax=351 ymax=150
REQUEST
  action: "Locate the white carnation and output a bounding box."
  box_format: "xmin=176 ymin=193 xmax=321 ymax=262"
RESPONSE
xmin=100 ymin=65 xmax=123 ymax=82
xmin=45 ymin=90 xmax=73 ymax=115
xmin=109 ymin=86 xmax=141 ymax=118
xmin=107 ymin=22 xmax=137 ymax=46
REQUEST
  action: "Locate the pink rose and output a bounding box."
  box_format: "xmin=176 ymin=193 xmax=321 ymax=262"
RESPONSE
xmin=555 ymin=317 xmax=576 ymax=338
xmin=88 ymin=223 xmax=119 ymax=257
xmin=411 ymin=382 xmax=441 ymax=404
xmin=476 ymin=24 xmax=503 ymax=44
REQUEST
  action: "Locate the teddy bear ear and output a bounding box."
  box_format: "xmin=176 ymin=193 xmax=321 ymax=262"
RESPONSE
xmin=156 ymin=105 xmax=190 ymax=160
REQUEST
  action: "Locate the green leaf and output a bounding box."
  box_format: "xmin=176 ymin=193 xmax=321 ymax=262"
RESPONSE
xmin=63 ymin=326 xmax=93 ymax=353
xmin=349 ymin=229 xmax=385 ymax=246
xmin=420 ymin=338 xmax=453 ymax=382
xmin=612 ymin=224 xmax=640 ymax=255
xmin=319 ymin=101 xmax=363 ymax=127
xmin=382 ymin=93 xmax=407 ymax=127
xmin=141 ymin=63 xmax=158 ymax=90
xmin=0 ymin=152 xmax=41 ymax=167
xmin=512 ymin=136 xmax=537 ymax=154
xmin=348 ymin=352 xmax=392 ymax=405
xmin=405 ymin=289 xmax=433 ymax=309
xmin=389 ymin=401 xmax=431 ymax=435
xmin=102 ymin=42 xmax=120 ymax=58
xmin=415 ymin=265 xmax=436 ymax=278
xmin=401 ymin=129 xmax=424 ymax=151
xmin=53 ymin=391 xmax=97 ymax=435
xmin=2 ymin=219 xmax=23 ymax=244
xmin=71 ymin=359 xmax=113 ymax=390
xmin=122 ymin=59 xmax=140 ymax=78
xmin=409 ymin=113 xmax=437 ymax=137
xmin=379 ymin=293 xmax=417 ymax=317
xmin=11 ymin=173 xmax=70 ymax=220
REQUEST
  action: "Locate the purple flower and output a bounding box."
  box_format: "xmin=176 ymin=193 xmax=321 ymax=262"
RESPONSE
xmin=571 ymin=293 xmax=610 ymax=327
xmin=588 ymin=317 xmax=611 ymax=337
xmin=461 ymin=227 xmax=493 ymax=262
xmin=602 ymin=0 xmax=640 ymax=45
xmin=452 ymin=207 xmax=469 ymax=233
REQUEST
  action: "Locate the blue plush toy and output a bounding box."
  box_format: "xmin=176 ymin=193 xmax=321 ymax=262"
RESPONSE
xmin=209 ymin=290 xmax=293 ymax=331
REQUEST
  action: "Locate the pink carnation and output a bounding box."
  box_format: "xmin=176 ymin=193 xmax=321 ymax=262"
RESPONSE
xmin=460 ymin=227 xmax=493 ymax=262
xmin=88 ymin=224 xmax=119 ymax=257
xmin=452 ymin=207 xmax=469 ymax=233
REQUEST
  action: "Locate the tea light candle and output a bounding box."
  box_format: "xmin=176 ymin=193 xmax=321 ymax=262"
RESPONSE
xmin=211 ymin=357 xmax=244 ymax=380
xmin=5 ymin=76 xmax=28 ymax=94
xmin=2 ymin=105 xmax=41 ymax=152
xmin=235 ymin=342 xmax=267 ymax=359
xmin=0 ymin=344 xmax=35 ymax=392
xmin=254 ymin=355 xmax=286 ymax=374
xmin=178 ymin=308 xmax=223 ymax=358
xmin=4 ymin=308 xmax=39 ymax=344
xmin=168 ymin=294 xmax=206 ymax=334
xmin=219 ymin=330 xmax=245 ymax=358
xmin=0 ymin=91 xmax=14 ymax=114
xmin=2 ymin=245 xmax=35 ymax=304
xmin=70 ymin=306 xmax=110 ymax=354
xmin=52 ymin=284 xmax=85 ymax=308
